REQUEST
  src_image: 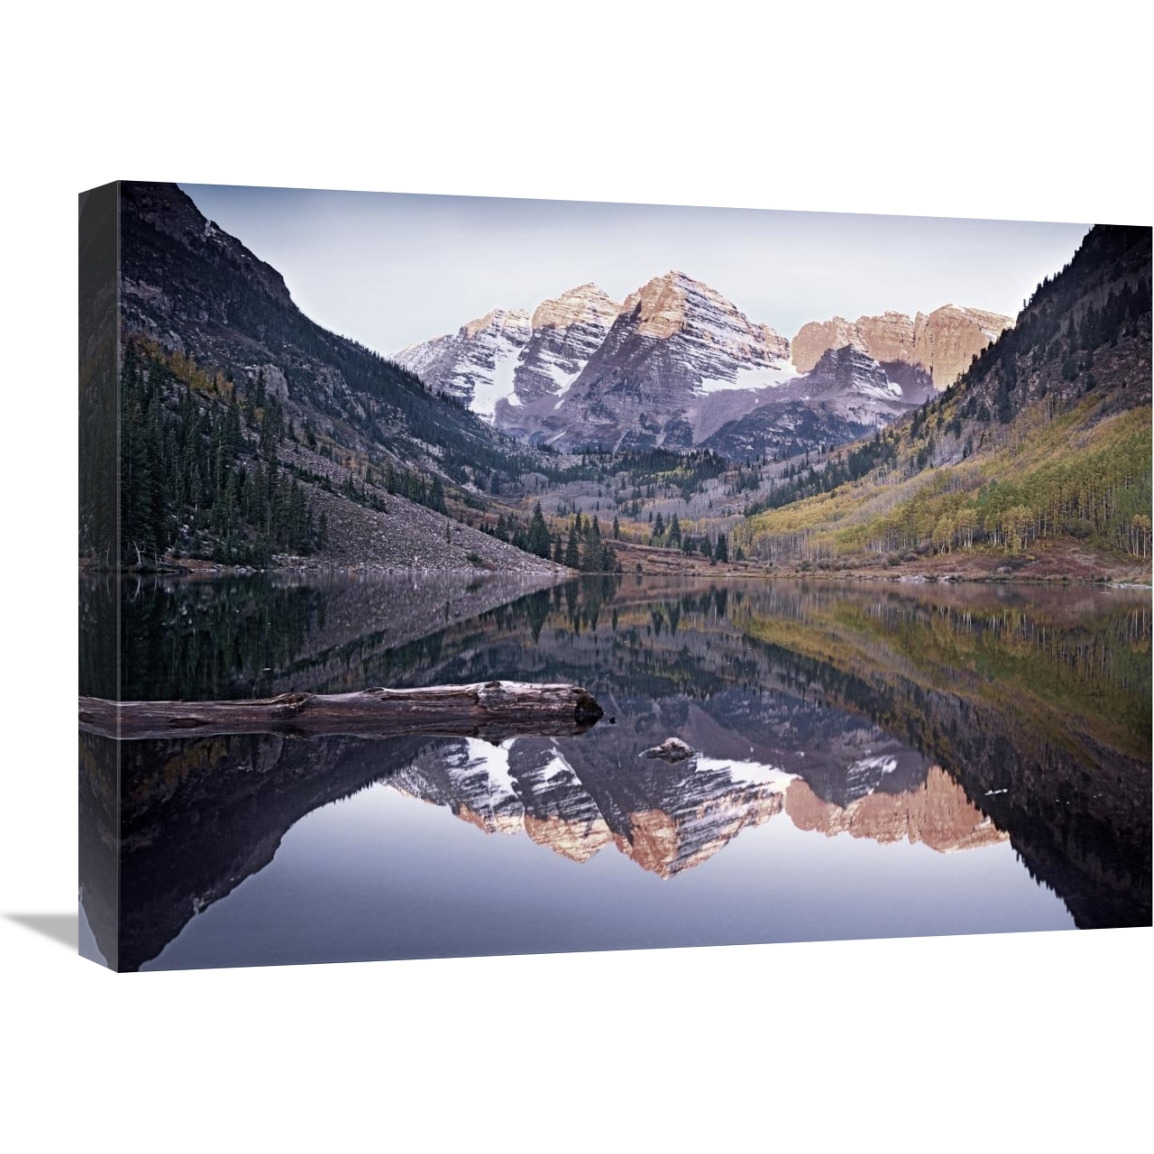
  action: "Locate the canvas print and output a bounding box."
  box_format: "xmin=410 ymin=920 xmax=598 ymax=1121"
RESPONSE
xmin=78 ymin=182 xmax=1151 ymax=971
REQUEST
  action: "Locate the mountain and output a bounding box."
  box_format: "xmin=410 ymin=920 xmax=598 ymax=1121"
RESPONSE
xmin=700 ymin=343 xmax=915 ymax=462
xmin=792 ymin=303 xmax=1013 ymax=393
xmin=106 ymin=182 xmax=563 ymax=573
xmin=744 ymin=224 xmax=1152 ymax=577
xmin=520 ymin=271 xmax=794 ymax=451
xmin=120 ymin=182 xmax=535 ymax=487
xmin=395 ymin=284 xmax=623 ymax=415
xmin=397 ymin=271 xmax=945 ymax=458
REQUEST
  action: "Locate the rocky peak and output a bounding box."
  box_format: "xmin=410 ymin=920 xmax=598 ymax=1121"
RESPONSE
xmin=808 ymin=344 xmax=902 ymax=400
xmin=121 ymin=182 xmax=293 ymax=308
xmin=792 ymin=304 xmax=1011 ymax=390
xmin=619 ymin=270 xmax=790 ymax=359
xmin=462 ymin=307 xmax=531 ymax=341
xmin=623 ymin=270 xmax=697 ymax=338
xmin=531 ymin=283 xmax=622 ymax=331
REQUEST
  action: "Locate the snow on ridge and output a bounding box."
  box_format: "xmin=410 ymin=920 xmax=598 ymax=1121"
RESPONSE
xmin=696 ymin=755 xmax=797 ymax=791
xmin=468 ymin=341 xmax=522 ymax=419
xmin=851 ymin=376 xmax=904 ymax=401
xmin=463 ymin=736 xmax=518 ymax=796
xmin=848 ymin=755 xmax=898 ymax=776
xmin=694 ymin=360 xmax=799 ymax=395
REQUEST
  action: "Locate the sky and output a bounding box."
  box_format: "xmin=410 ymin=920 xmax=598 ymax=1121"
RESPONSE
xmin=182 ymin=183 xmax=1090 ymax=356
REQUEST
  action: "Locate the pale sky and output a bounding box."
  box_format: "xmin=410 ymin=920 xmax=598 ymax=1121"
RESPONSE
xmin=181 ymin=183 xmax=1090 ymax=355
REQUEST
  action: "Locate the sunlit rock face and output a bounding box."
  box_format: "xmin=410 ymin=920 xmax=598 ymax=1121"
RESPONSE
xmin=785 ymin=764 xmax=1007 ymax=852
xmin=612 ymin=790 xmax=785 ymax=879
xmin=397 ymin=273 xmax=1006 ymax=459
xmin=396 ymin=272 xmax=795 ymax=450
xmin=542 ymin=271 xmax=794 ymax=451
xmin=792 ymin=305 xmax=1012 ymax=392
xmin=511 ymin=741 xmax=615 ymax=863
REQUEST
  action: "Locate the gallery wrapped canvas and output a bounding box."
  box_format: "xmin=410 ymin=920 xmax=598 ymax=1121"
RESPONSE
xmin=79 ymin=182 xmax=1151 ymax=971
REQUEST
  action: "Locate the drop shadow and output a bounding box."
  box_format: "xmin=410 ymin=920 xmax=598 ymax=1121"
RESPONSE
xmin=6 ymin=912 xmax=79 ymax=951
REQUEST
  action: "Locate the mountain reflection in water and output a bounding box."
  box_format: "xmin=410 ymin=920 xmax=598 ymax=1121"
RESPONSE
xmin=79 ymin=574 xmax=1151 ymax=970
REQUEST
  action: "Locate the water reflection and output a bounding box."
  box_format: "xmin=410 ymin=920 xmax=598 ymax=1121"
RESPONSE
xmin=80 ymin=574 xmax=1152 ymax=970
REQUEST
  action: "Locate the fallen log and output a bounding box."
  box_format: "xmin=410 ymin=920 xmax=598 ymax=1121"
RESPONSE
xmin=79 ymin=680 xmax=604 ymax=742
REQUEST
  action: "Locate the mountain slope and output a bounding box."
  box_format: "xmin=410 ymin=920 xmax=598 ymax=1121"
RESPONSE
xmin=398 ymin=271 xmax=961 ymax=458
xmin=121 ymin=183 xmax=538 ymax=486
xmin=741 ymin=224 xmax=1152 ymax=576
xmin=108 ymin=182 xmax=562 ymax=572
xmin=394 ymin=284 xmax=624 ymax=416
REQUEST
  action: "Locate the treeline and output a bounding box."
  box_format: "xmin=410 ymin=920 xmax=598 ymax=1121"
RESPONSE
xmin=481 ymin=505 xmax=621 ymax=571
xmin=745 ymin=432 xmax=900 ymax=515
xmin=380 ymin=461 xmax=448 ymax=513
xmin=119 ymin=341 xmax=323 ymax=566
xmin=645 ymin=512 xmax=733 ymax=563
xmin=615 ymin=447 xmax=729 ymax=500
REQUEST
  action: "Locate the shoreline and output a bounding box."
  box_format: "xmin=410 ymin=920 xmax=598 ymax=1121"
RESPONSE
xmin=79 ymin=557 xmax=1151 ymax=589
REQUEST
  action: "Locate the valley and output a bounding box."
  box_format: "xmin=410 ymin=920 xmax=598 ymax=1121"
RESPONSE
xmin=79 ymin=185 xmax=1150 ymax=585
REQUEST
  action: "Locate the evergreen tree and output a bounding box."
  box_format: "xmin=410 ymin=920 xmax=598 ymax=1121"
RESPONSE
xmin=564 ymin=524 xmax=581 ymax=569
xmin=527 ymin=502 xmax=551 ymax=558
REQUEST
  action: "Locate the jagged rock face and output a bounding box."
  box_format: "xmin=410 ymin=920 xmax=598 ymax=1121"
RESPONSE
xmin=792 ymin=305 xmax=1011 ymax=391
xmin=511 ymin=284 xmax=625 ymax=405
xmin=785 ymin=764 xmax=1008 ymax=852
xmin=544 ymin=271 xmax=793 ymax=451
xmin=699 ymin=345 xmax=914 ymax=461
xmin=807 ymin=344 xmax=902 ymax=401
xmin=915 ymin=304 xmax=1014 ymax=390
xmin=395 ymin=308 xmax=533 ymax=416
xmin=394 ymin=284 xmax=622 ymax=418
xmin=398 ymin=271 xmax=795 ymax=450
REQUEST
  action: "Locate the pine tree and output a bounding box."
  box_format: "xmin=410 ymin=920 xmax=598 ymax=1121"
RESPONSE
xmin=527 ymin=502 xmax=551 ymax=558
xmin=564 ymin=524 xmax=581 ymax=569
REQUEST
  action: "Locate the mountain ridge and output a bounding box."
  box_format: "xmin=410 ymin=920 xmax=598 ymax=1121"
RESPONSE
xmin=104 ymin=181 xmax=566 ymax=573
xmin=741 ymin=223 xmax=1152 ymax=576
xmin=396 ymin=270 xmax=1007 ymax=457
xmin=792 ymin=303 xmax=1014 ymax=392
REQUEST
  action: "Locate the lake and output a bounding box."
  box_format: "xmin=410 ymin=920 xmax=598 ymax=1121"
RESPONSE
xmin=78 ymin=573 xmax=1151 ymax=971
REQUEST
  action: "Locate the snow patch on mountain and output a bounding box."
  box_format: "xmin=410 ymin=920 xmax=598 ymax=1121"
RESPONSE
xmin=695 ymin=361 xmax=800 ymax=395
xmin=696 ymin=756 xmax=797 ymax=791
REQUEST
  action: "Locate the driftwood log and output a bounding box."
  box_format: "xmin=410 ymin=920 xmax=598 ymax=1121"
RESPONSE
xmin=79 ymin=680 xmax=603 ymax=742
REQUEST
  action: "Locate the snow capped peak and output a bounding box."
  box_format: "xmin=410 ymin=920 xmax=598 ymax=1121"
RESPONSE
xmin=396 ymin=270 xmax=792 ymax=439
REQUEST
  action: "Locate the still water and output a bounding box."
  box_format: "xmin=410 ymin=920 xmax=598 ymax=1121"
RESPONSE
xmin=79 ymin=574 xmax=1151 ymax=971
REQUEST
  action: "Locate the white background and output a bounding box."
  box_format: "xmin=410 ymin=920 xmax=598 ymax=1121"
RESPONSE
xmin=1 ymin=3 xmax=1149 ymax=1150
